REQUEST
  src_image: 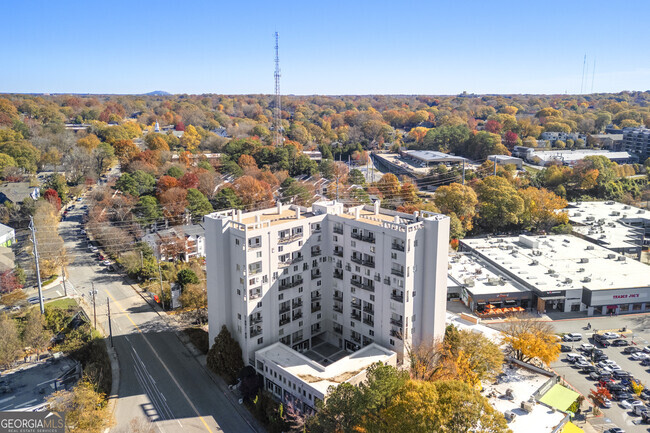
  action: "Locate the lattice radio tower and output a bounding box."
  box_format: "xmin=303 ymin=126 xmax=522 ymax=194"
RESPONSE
xmin=273 ymin=32 xmax=282 ymax=146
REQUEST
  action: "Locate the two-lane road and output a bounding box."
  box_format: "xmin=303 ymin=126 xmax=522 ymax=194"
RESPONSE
xmin=61 ymin=202 xmax=258 ymax=433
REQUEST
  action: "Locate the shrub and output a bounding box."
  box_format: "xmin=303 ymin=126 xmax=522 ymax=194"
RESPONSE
xmin=206 ymin=325 xmax=244 ymax=384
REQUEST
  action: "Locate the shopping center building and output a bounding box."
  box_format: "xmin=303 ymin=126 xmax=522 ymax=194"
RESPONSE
xmin=455 ymin=234 xmax=650 ymax=317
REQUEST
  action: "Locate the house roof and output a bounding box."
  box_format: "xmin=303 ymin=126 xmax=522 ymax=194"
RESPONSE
xmin=0 ymin=182 xmax=39 ymax=204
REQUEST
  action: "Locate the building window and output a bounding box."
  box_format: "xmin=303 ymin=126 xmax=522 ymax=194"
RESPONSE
xmin=351 ymin=241 xmax=356 ymax=247
xmin=278 ymin=246 xmax=283 ymax=252
xmin=237 ymin=289 xmax=241 ymax=295
xmin=389 ymin=339 xmax=395 ymax=346
xmin=299 ymin=287 xmax=303 ymax=293
xmin=238 ymin=313 xmax=241 ymax=320
xmin=257 ymin=301 xmax=262 ymax=308
xmin=370 ymin=295 xmax=375 ymax=301
xmin=239 ymin=278 xmax=244 ymax=284
xmin=257 ymin=251 xmax=262 ymax=258
xmin=258 ymin=337 xmax=263 ymax=344
xmin=236 ymin=264 xmax=241 ymax=271
xmin=369 ymin=330 xmax=374 ymax=336
xmin=278 ymin=294 xmax=284 ymax=300
xmin=235 ymin=239 xmax=240 ymax=245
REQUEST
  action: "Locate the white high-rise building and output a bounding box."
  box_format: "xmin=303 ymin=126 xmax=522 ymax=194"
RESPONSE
xmin=205 ymin=201 xmax=449 ymax=367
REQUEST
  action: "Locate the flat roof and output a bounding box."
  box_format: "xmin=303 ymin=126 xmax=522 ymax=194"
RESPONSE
xmin=529 ymin=149 xmax=631 ymax=163
xmin=403 ymin=150 xmax=467 ymax=162
xmin=257 ymin=342 xmax=396 ymax=395
xmin=448 ymin=253 xmax=530 ymax=297
xmin=461 ymin=235 xmax=650 ymax=292
xmin=446 ymin=312 xmax=503 ymax=345
xmin=568 ymin=201 xmax=648 ymax=250
xmin=483 ymin=364 xmax=565 ymax=433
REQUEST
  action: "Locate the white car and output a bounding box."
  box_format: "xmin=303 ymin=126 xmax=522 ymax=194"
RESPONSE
xmin=602 ymin=398 xmax=612 ymax=408
xmin=643 ymin=346 xmax=650 ymax=354
xmin=631 ymin=352 xmax=649 ymax=361
xmin=602 ymin=332 xmax=620 ymax=339
xmin=598 ymin=360 xmax=613 ymax=369
xmin=620 ymin=399 xmax=635 ymax=410
xmin=580 ymin=343 xmax=595 ymax=352
xmin=567 ymin=353 xmax=585 ymax=363
xmin=575 ymin=359 xmax=591 ymax=368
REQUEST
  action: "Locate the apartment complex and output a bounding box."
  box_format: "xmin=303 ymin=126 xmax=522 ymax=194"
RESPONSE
xmin=622 ymin=126 xmax=650 ymax=162
xmin=205 ymin=201 xmax=450 ymax=369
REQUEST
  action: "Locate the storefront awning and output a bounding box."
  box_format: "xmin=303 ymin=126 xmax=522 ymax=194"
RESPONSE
xmin=539 ymin=296 xmax=565 ymax=301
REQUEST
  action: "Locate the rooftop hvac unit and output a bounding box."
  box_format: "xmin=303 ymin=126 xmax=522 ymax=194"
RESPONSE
xmin=564 ymin=278 xmax=573 ymax=284
xmin=521 ymin=401 xmax=534 ymax=413
xmin=582 ymin=277 xmax=591 ymax=283
xmin=617 ymin=256 xmax=626 ymax=262
xmin=578 ymin=268 xmax=585 ymax=272
xmin=546 ymin=269 xmax=555 ymax=274
xmin=607 ymin=253 xmax=616 ymax=259
xmin=464 ymin=277 xmax=475 ymax=287
xmin=487 ymin=277 xmax=500 ymax=286
xmin=586 ymin=245 xmax=595 ymax=250
xmin=580 ymin=258 xmax=589 ymax=263
xmin=624 ymin=205 xmax=631 ymax=210
xmin=530 ymin=260 xmax=539 ymax=265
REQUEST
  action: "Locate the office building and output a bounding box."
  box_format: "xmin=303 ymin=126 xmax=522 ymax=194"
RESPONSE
xmin=622 ymin=127 xmax=650 ymax=162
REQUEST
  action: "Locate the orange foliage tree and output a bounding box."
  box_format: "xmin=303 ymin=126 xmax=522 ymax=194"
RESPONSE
xmin=230 ymin=175 xmax=273 ymax=208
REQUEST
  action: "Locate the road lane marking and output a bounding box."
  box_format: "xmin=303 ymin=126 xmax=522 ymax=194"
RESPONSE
xmin=106 ymin=291 xmax=212 ymax=433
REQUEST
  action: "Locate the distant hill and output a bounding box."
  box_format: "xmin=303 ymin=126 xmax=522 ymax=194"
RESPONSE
xmin=143 ymin=90 xmax=171 ymax=96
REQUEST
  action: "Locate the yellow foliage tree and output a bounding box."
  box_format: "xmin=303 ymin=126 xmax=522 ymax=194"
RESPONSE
xmin=181 ymin=125 xmax=201 ymax=151
xmin=501 ymin=315 xmax=560 ymax=365
xmin=77 ymin=134 xmax=101 ymax=152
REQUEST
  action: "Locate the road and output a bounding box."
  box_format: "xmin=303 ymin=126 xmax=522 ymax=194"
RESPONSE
xmin=60 ymin=196 xmax=258 ymax=432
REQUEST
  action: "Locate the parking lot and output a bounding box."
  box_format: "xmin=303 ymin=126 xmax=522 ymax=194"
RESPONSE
xmin=549 ymin=316 xmax=650 ymax=433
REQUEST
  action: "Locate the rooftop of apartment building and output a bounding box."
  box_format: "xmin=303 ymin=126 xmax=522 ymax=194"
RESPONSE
xmin=461 ymin=234 xmax=650 ymax=292
xmin=567 ymin=201 xmax=648 ymax=250
xmin=256 ymin=341 xmax=396 ymax=396
xmin=209 ymin=200 xmax=442 ymax=231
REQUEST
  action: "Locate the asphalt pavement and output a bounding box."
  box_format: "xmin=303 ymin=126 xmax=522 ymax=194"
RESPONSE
xmin=61 ymin=196 xmax=259 ymax=433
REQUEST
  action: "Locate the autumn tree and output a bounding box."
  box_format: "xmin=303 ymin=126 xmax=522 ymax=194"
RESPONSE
xmin=180 ymin=125 xmax=201 ymax=151
xmin=32 ymin=201 xmax=68 ymax=278
xmin=238 ymin=154 xmax=258 ymax=170
xmin=144 ymin=133 xmax=170 ymax=151
xmin=156 ymin=175 xmax=179 ymax=195
xmin=230 ymin=176 xmax=273 ymax=208
xmin=179 ymin=282 xmax=207 ymax=321
xmin=47 ymin=379 xmax=111 ymax=433
xmin=434 ymin=183 xmax=478 ymax=233
xmin=159 ymin=187 xmax=188 ymax=224
xmin=77 ymin=134 xmax=101 ymax=151
xmin=400 ymin=182 xmax=419 ymax=205
xmin=501 ymin=315 xmax=560 ymax=365
xmin=519 ymin=187 xmax=568 ymax=231
xmin=23 ymin=308 xmax=52 ymax=357
xmin=0 ymin=313 xmax=21 ymax=368
xmin=376 ymin=173 xmax=401 ymax=201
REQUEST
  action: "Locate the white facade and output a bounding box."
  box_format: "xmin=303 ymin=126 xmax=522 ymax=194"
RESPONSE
xmin=205 ymin=201 xmax=450 ymax=367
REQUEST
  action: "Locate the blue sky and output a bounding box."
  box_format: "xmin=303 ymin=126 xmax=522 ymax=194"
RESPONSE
xmin=2 ymin=0 xmax=649 ymax=95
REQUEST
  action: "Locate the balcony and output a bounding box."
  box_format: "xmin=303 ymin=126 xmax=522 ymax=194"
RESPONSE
xmin=333 ymin=226 xmax=343 ymax=235
xmin=363 ymin=260 xmax=375 ymax=268
xmin=292 ymin=255 xmax=304 ymax=263
xmin=391 ymin=268 xmax=404 ymax=277
xmin=278 ymin=260 xmax=291 ymax=268
xmin=351 ymin=334 xmax=361 ymax=343
xmin=333 ymin=293 xmax=343 ymax=301
xmin=311 ymin=225 xmax=321 ymax=233
xmin=351 ymin=232 xmax=375 ymax=244
xmin=311 ymin=304 xmax=321 ymax=313
xmin=249 ymin=291 xmax=262 ymax=300
xmin=391 ymin=293 xmax=404 ymax=303
xmin=311 ymin=292 xmax=322 ymax=301
xmin=390 ymin=317 xmax=403 ymax=327
xmin=311 ymin=271 xmax=322 ymax=280
xmin=333 ymin=270 xmax=343 ymax=280
xmin=279 ymin=305 xmax=290 ymax=314
xmin=250 ymin=316 xmax=263 ymax=324
xmin=249 ymin=267 xmax=262 ymax=275
xmin=351 ymin=311 xmax=361 ymax=321
xmin=248 ymin=242 xmax=261 ymax=250
xmin=334 ymin=326 xmax=343 ymax=335
xmin=333 ymin=304 xmax=343 ymax=313
xmin=279 ymin=278 xmax=303 ymax=290
xmin=333 ymin=249 xmax=343 ymax=257
xmin=352 ymin=279 xmax=374 ymax=292
xmin=279 ymin=317 xmax=290 ymax=326
xmin=391 ymin=242 xmax=405 ymax=252
xmin=292 ymin=311 xmax=303 ymax=321
xmin=279 ymin=233 xmax=302 ymax=244
xmin=390 ymin=329 xmax=403 ymax=340
xmin=384 ymin=277 xmax=391 ymax=285
xmin=292 ymin=299 xmax=303 ymax=309
xmin=250 ymin=327 xmax=262 ymax=337
xmin=351 ymin=301 xmax=361 ymax=310
xmin=311 ymin=249 xmax=322 ymax=257
xmin=363 ymin=306 xmax=374 ymax=314
xmin=363 ymin=317 xmax=374 ymax=327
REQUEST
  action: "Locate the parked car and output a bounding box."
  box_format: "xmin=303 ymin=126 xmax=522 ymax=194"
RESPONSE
xmin=612 ymin=339 xmax=629 ymax=347
xmin=603 ymin=428 xmax=624 ymax=433
xmin=623 ymin=346 xmax=642 ymax=354
xmin=588 ymin=372 xmax=601 ymax=381
xmin=614 ymin=370 xmax=632 ymax=380
xmin=598 ymin=360 xmax=616 ymax=369
xmin=640 ymin=389 xmax=650 ymax=400
xmin=641 ymin=358 xmax=650 ymax=366
xmin=564 ymin=333 xmax=582 ymax=342
xmin=634 ymin=405 xmax=650 ymax=416
xmin=594 ymin=353 xmax=609 ymax=362
xmin=614 ymin=392 xmax=635 ymax=401
xmin=576 ymin=359 xmax=591 ymax=368
xmin=607 ymin=383 xmax=626 ymax=393
xmin=580 ymin=343 xmax=595 ymax=352
xmin=631 ymin=352 xmax=649 ymax=361
xmin=582 ymin=365 xmax=597 ymax=373
xmin=101 ymin=260 xmax=111 ymax=266
xmin=560 ymin=344 xmax=572 ymax=353
xmin=602 ymin=398 xmax=612 ymax=408
xmin=567 ymin=353 xmax=585 ymax=363
xmin=629 ymin=400 xmax=645 ymax=412
xmin=602 ymin=332 xmax=620 ymax=339
xmin=27 ymin=296 xmax=41 ymax=305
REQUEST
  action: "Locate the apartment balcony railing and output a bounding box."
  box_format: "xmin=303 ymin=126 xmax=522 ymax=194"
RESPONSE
xmin=351 ymin=312 xmax=361 ymax=321
xmin=391 ymin=268 xmax=404 ymax=277
xmin=333 ymin=304 xmax=343 ymax=313
xmin=311 ymin=293 xmax=322 ymax=301
xmin=292 ymin=300 xmax=303 ymax=308
xmin=279 ymin=305 xmax=290 ymax=314
xmin=351 ymin=232 xmax=376 ymax=243
xmin=292 ymin=256 xmax=304 ymax=263
xmin=311 ymin=272 xmax=322 ymax=280
xmin=333 ymin=293 xmax=343 ymax=301
xmin=352 ymin=335 xmax=361 ymax=343
xmin=311 ymin=304 xmax=321 ymax=313
xmin=390 ymin=329 xmax=403 ymax=340
xmin=312 ymin=226 xmax=321 ymax=233
xmin=351 ymin=301 xmax=361 ymax=309
xmin=351 ymin=279 xmax=362 ymax=288
xmin=351 ymin=279 xmax=375 ymax=292
xmin=250 ymin=327 xmax=262 ymax=337
xmin=249 ymin=291 xmax=262 ymax=300
xmin=279 ymin=278 xmax=303 ymax=290
xmin=390 ymin=293 xmax=404 ymax=303
xmin=363 ymin=318 xmax=374 ymax=327
xmin=363 ymin=260 xmax=375 ymax=268
xmin=292 ymin=312 xmax=303 ymax=321
xmin=363 ymin=306 xmax=374 ymax=314
xmin=249 ymin=268 xmax=262 ymax=275
xmin=390 ymin=318 xmax=403 ymax=327
xmin=333 ymin=249 xmax=343 ymax=257
xmin=279 ymin=317 xmax=290 ymax=326
xmin=334 ymin=327 xmax=343 ymax=335
xmin=333 ymin=270 xmax=343 ymax=280
xmin=333 ymin=226 xmax=343 ymax=235
xmin=391 ymin=242 xmax=405 ymax=252
xmin=384 ymin=277 xmax=391 ymax=285
xmin=279 ymin=233 xmax=302 ymax=244
xmin=311 ymin=249 xmax=322 ymax=257
xmin=248 ymin=243 xmax=262 ymax=250
xmin=278 ymin=260 xmax=291 ymax=268
xmin=250 ymin=316 xmax=263 ymax=324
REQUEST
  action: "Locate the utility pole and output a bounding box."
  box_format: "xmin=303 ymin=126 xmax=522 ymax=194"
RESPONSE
xmin=140 ymin=250 xmax=144 ymax=269
xmin=273 ymin=32 xmax=282 ymax=147
xmin=493 ymin=157 xmax=497 ymax=176
xmin=158 ymin=262 xmax=165 ymax=310
xmin=462 ymin=160 xmax=466 ymax=185
xmin=92 ymin=283 xmax=97 ymax=329
xmin=29 ymin=216 xmax=44 ymax=315
xmin=107 ymin=297 xmax=113 ymax=347
xmin=61 ymin=265 xmax=67 ymax=297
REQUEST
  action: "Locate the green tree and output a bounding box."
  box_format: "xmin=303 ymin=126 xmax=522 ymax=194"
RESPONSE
xmin=212 ymin=187 xmax=243 ymax=210
xmin=115 ymin=173 xmax=137 ymax=196
xmin=0 ymin=313 xmax=21 ymax=368
xmin=167 ymin=166 xmax=184 ymax=179
xmin=347 ymin=168 xmax=366 ymax=186
xmin=475 ymin=176 xmax=525 ymax=230
xmin=186 ymin=188 xmax=213 ymax=221
xmin=422 ymin=125 xmax=471 ymax=153
xmin=92 ymin=142 xmax=115 ymax=174
xmin=434 ymin=183 xmax=478 ymax=232
xmin=207 ymin=325 xmax=244 ymax=384
xmin=135 ymin=195 xmax=162 ymax=225
xmin=177 ymin=268 xmax=199 ymax=288
xmin=131 ymin=170 xmax=156 ymax=196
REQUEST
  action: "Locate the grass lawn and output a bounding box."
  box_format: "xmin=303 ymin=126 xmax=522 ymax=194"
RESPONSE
xmin=45 ymin=297 xmax=78 ymax=309
xmin=183 ymin=327 xmax=209 ymax=354
xmin=523 ymin=165 xmax=541 ymax=174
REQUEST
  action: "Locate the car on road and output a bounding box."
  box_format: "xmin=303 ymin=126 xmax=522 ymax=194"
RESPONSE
xmin=623 ymin=346 xmax=641 ymax=354
xmin=564 ymin=333 xmax=582 ymax=342
xmin=560 ymin=344 xmax=572 ymax=352
xmin=27 ymin=296 xmax=41 ymax=304
xmin=604 ymin=428 xmax=624 ymax=433
xmin=575 ymin=359 xmax=591 ymax=368
xmin=580 ymin=343 xmax=595 ymax=352
xmin=612 ymin=339 xmax=629 ymax=347
xmin=602 ymin=332 xmax=620 ymax=339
